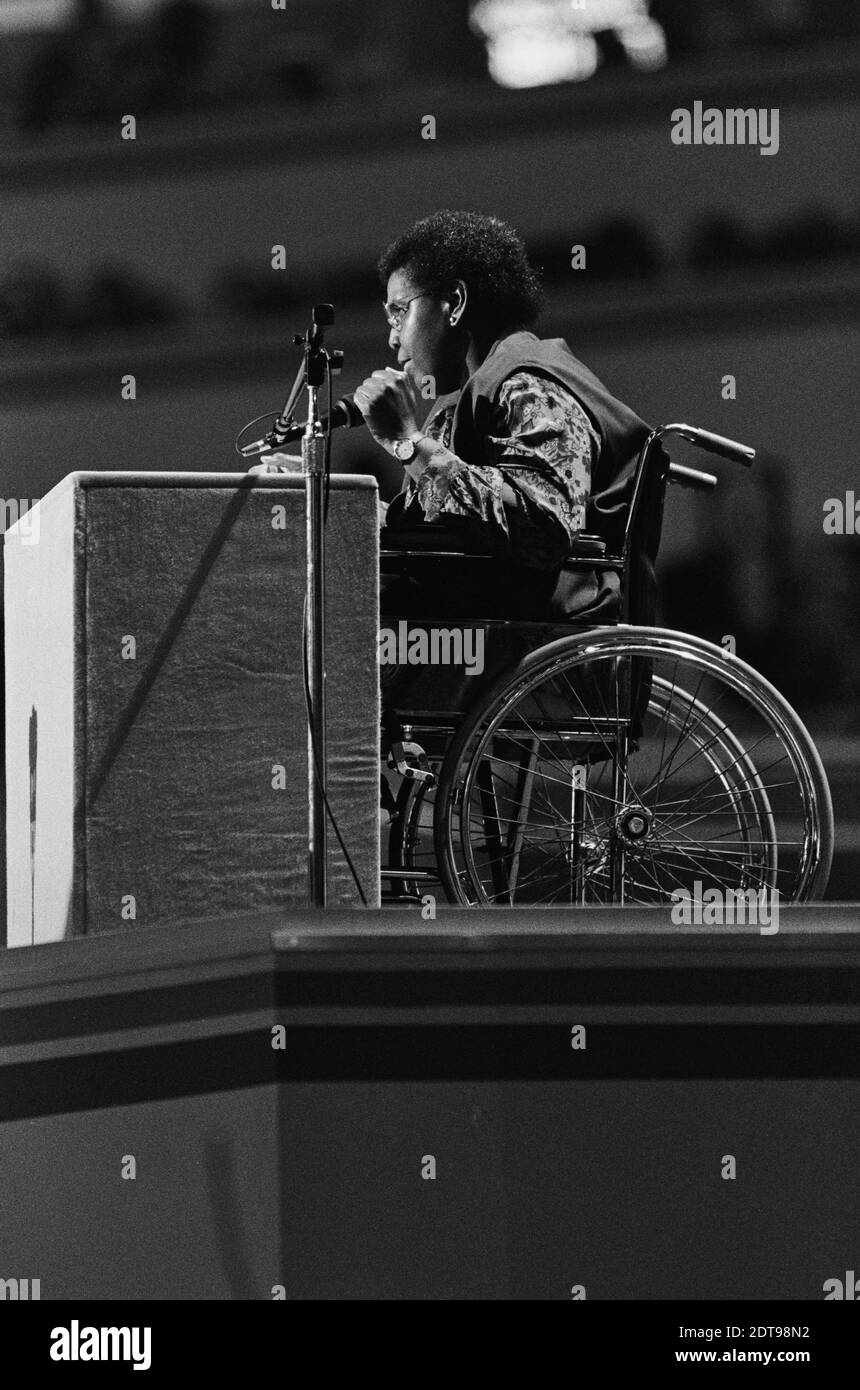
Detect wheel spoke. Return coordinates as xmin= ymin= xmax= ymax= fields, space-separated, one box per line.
xmin=433 ymin=633 xmax=831 ymax=907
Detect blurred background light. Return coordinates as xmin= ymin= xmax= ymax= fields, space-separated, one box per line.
xmin=0 ymin=0 xmax=75 ymax=33
xmin=0 ymin=0 xmax=246 ymax=31
xmin=469 ymin=0 xmax=667 ymax=87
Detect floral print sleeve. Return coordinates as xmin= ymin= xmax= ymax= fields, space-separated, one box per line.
xmin=406 ymin=371 xmax=599 ymax=570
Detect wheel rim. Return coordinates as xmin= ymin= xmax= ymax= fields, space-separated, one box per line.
xmin=435 ymin=629 xmax=833 ymax=907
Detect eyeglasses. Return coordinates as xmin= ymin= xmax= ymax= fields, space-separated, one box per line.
xmin=383 ymin=291 xmax=431 ymax=331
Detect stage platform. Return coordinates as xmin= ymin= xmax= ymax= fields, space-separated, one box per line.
xmin=1 ymin=904 xmax=858 ymax=1300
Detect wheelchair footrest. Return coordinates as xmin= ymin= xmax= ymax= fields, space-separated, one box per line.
xmin=387 ymin=739 xmax=436 ymax=786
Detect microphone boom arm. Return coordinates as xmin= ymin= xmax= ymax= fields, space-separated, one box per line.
xmin=240 ymin=391 xmax=359 ymax=457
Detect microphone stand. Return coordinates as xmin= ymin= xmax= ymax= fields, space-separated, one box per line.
xmin=298 ymin=304 xmax=339 ymax=908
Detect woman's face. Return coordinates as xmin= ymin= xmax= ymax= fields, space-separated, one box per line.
xmin=384 ymin=268 xmax=466 ymax=395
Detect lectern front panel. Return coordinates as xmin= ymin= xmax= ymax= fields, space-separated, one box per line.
xmin=5 ymin=472 xmax=380 ymax=943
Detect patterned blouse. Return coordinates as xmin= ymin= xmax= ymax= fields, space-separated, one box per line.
xmin=402 ymin=372 xmax=599 ymax=570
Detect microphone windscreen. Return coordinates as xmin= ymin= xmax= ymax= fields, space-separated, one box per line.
xmin=335 ymin=395 xmax=365 ymax=428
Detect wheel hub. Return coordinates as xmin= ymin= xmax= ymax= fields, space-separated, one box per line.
xmin=615 ymin=806 xmax=653 ymax=848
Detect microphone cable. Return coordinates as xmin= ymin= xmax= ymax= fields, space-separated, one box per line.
xmin=235 ymin=352 xmax=369 ymax=903
xmin=234 ymin=410 xmax=282 ymax=457
xmin=302 ymin=591 xmax=369 ymax=908
xmin=302 ymin=352 xmax=369 ymax=906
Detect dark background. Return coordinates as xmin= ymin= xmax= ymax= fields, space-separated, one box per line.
xmin=1 ymin=0 xmax=858 ymax=910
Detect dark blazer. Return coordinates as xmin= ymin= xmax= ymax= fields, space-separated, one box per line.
xmin=386 ymin=330 xmax=663 ymax=624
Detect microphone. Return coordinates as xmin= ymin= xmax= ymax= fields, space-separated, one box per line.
xmin=240 ymin=394 xmax=364 ymax=457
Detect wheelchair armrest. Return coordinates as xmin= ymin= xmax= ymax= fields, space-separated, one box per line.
xmin=380 ymin=525 xmax=611 ymax=569
xmin=567 ymin=533 xmax=608 ymax=560
xmin=379 ymin=528 xmax=610 ymax=563
xmin=380 ymin=525 xmax=495 ymax=557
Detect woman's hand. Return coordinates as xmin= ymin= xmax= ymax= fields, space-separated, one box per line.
xmin=246 ymin=453 xmax=302 ymax=474
xmin=353 ymin=368 xmax=423 ymax=450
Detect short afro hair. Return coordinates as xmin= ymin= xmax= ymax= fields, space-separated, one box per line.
xmin=378 ymin=210 xmax=545 ymax=332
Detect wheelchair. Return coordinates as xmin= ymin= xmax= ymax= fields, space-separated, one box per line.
xmin=379 ymin=424 xmax=834 ymax=908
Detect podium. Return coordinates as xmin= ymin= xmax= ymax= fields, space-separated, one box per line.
xmin=4 ymin=472 xmax=381 ymax=945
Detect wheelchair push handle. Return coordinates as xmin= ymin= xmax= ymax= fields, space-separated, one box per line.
xmin=666 ymin=462 xmax=717 ymax=491
xmin=662 ymin=423 xmax=755 ymax=465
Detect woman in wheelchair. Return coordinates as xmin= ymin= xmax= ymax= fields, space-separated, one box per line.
xmin=356 ymin=209 xmax=658 ymax=629
xmin=356 ymin=211 xmax=833 ymax=909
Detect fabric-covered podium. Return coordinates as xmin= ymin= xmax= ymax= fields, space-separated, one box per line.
xmin=4 ymin=472 xmax=381 ymax=945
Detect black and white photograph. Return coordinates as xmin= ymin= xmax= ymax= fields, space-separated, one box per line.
xmin=0 ymin=0 xmax=858 ymax=1343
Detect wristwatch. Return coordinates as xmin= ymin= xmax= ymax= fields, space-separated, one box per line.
xmin=391 ymin=432 xmax=422 ymax=463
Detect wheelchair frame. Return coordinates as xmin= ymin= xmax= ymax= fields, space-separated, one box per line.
xmin=378 ymin=425 xmax=834 ymax=908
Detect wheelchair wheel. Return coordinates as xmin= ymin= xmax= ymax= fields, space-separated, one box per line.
xmin=434 ymin=626 xmax=834 ymax=907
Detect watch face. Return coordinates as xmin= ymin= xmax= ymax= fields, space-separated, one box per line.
xmin=394 ymin=438 xmax=415 ymax=461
